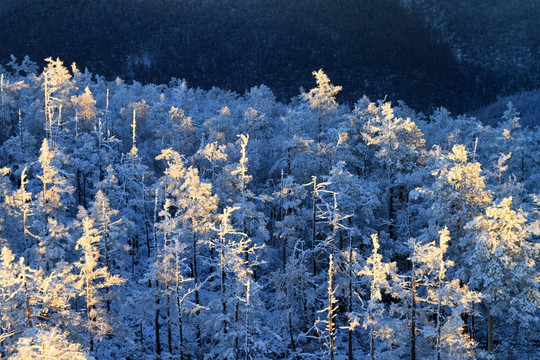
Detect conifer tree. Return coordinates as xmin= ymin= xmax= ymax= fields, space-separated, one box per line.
xmin=204 ymin=206 xmax=265 ymax=359
xmin=419 ymin=144 xmax=492 ymax=278
xmin=9 ymin=327 xmax=89 ymax=360
xmin=156 ymin=147 xmax=218 ymax=356
xmin=410 ymin=228 xmax=481 ymax=359
xmin=35 ymin=138 xmax=75 ymax=269
xmin=360 ymin=101 xmax=426 ymax=245
xmin=358 ymin=234 xmax=402 ymax=359
xmin=118 ymin=109 xmax=152 ymax=264
xmin=313 ymin=253 xmax=339 ymax=360
xmin=74 ymin=207 xmax=125 ymax=352
xmin=465 ymin=197 xmax=540 ymax=357
xmin=0 ymin=246 xmax=76 ymax=355
xmin=41 ymin=58 xmax=73 ymax=146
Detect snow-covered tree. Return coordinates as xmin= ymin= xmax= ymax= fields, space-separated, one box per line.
xmin=357 ymin=234 xmax=402 ymax=359
xmin=35 ymin=138 xmax=75 ymax=269
xmin=74 ymin=207 xmax=125 ymax=352
xmin=41 ymin=57 xmax=73 ymax=145
xmin=465 ymin=197 xmax=540 ymax=357
xmin=156 ymin=147 xmax=218 ymax=355
xmin=9 ymin=327 xmax=89 ymax=360
xmin=313 ymin=253 xmax=339 ymax=360
xmin=204 ymin=206 xmax=266 ymax=359
xmin=411 ymin=228 xmax=481 ymax=360
xmin=4 ymin=167 xmax=34 ymax=251
xmin=418 ymin=144 xmax=492 ymax=275
xmin=359 ymin=100 xmax=426 ymax=245
xmin=0 ymin=246 xmax=76 ymax=355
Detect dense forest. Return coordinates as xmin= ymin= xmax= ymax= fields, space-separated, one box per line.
xmin=0 ymin=57 xmax=538 ymax=359
xmin=3 ymin=0 xmax=539 ymax=113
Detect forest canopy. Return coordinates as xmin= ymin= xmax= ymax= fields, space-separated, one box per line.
xmin=0 ymin=58 xmax=538 ymax=359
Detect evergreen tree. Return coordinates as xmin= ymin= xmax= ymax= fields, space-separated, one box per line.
xmin=9 ymin=327 xmax=89 ymax=360
xmin=74 ymin=207 xmax=125 ymax=352
xmin=35 ymin=138 xmax=75 ymax=269
xmin=410 ymin=228 xmax=481 ymax=359
xmin=465 ymin=197 xmax=540 ymax=357
xmin=357 ymin=234 xmax=403 ymax=359
xmin=41 ymin=58 xmax=73 ymax=146
xmin=418 ymin=144 xmax=492 ymax=277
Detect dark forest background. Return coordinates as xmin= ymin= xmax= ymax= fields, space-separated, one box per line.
xmin=1 ymin=0 xmax=538 ymax=113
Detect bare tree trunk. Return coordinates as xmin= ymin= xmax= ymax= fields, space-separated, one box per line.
xmin=167 ymin=282 xmax=172 ymax=354
xmin=348 ymin=245 xmax=354 ymax=360
xmin=235 ymin=302 xmax=240 ymax=360
xmin=312 ymin=177 xmax=318 ymax=277
xmin=178 ymin=298 xmax=184 ymax=360
xmin=192 ymin=232 xmax=202 ymax=354
xmin=328 ymin=254 xmax=335 ymax=360
xmin=411 ymin=272 xmax=417 ymax=360
xmin=288 ymin=308 xmax=298 ymax=359
xmin=24 ymin=273 xmax=32 ymax=328
xmin=155 ymin=280 xmax=161 ymax=357
xmin=370 ymin=327 xmax=374 ymax=360
xmin=488 ymin=313 xmax=493 ymax=356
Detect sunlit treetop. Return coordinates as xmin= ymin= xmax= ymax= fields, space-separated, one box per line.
xmin=303 ymin=69 xmax=342 ymax=112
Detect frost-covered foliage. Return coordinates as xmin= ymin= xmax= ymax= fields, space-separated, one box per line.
xmin=0 ymin=60 xmax=538 ymax=359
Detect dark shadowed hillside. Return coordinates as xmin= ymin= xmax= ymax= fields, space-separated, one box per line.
xmin=1 ymin=0 xmax=537 ymax=112
xmin=0 ymin=0 xmax=478 ymax=112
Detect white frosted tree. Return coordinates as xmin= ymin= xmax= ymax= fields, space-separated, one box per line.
xmin=87 ymin=190 xmax=125 ymax=312
xmin=312 ymin=253 xmax=339 ymax=360
xmin=223 ymin=134 xmax=268 ymax=276
xmin=35 ymin=138 xmax=75 ymax=269
xmin=418 ymin=144 xmax=492 ymax=280
xmin=70 ymin=86 xmax=98 ymax=136
xmin=74 ymin=207 xmax=125 ymax=353
xmin=196 ymin=140 xmax=228 ymax=184
xmin=41 ymin=57 xmax=73 ymax=146
xmin=357 ymin=234 xmax=403 ymax=360
xmin=410 ymin=228 xmax=481 ymax=360
xmin=273 ymin=173 xmax=308 ymax=270
xmin=465 ymin=197 xmax=540 ymax=357
xmin=117 ymin=109 xmax=153 ymax=263
xmin=204 ymin=206 xmax=266 ymax=360
xmin=0 ymin=246 xmax=27 ymax=351
xmin=303 ymin=69 xmax=341 ymax=111
xmin=143 ymin=217 xmax=197 ymax=359
xmin=8 ymin=327 xmax=89 ymax=360
xmin=0 ymin=246 xmax=76 ymax=355
xmin=4 ymin=167 xmax=34 ymax=251
xmin=157 ymin=106 xmax=199 ymax=157
xmin=358 ymin=100 xmax=426 ymax=248
xmin=156 ymin=147 xmax=218 ymax=356
xmin=301 ymin=69 xmax=344 ymax=174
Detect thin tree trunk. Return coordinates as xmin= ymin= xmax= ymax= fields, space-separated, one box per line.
xmin=288 ymin=308 xmax=298 ymax=359
xmin=348 ymin=244 xmax=354 ymax=360
xmin=411 ymin=272 xmax=417 ymax=360
xmin=155 ymin=280 xmax=161 ymax=357
xmin=312 ymin=177 xmax=317 ymax=276
xmin=193 ymin=232 xmax=202 ymax=353
xmin=23 ymin=208 xmax=29 ymax=250
xmin=488 ymin=313 xmax=493 ymax=356
xmin=167 ymin=288 xmax=172 ymax=354
xmin=328 ymin=254 xmax=335 ymax=360
xmin=24 ymin=274 xmax=32 ymax=328
xmin=178 ymin=297 xmax=184 ymax=360
xmin=235 ymin=302 xmax=240 ymax=360
xmin=370 ymin=327 xmax=374 ymax=360
xmin=76 ymin=169 xmax=82 ymax=205
xmin=83 ymin=171 xmax=87 ymax=208
xmin=389 ymin=186 xmax=395 ymax=240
